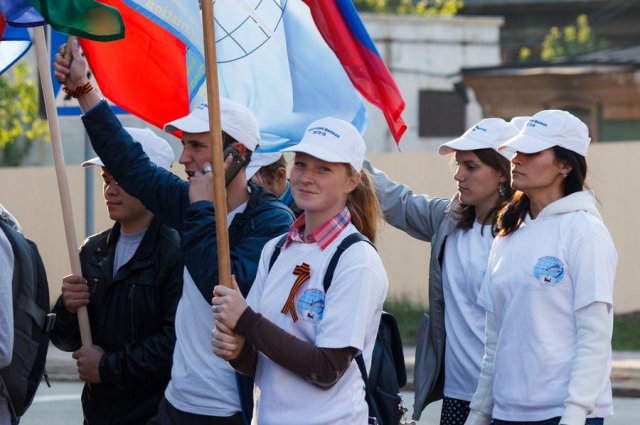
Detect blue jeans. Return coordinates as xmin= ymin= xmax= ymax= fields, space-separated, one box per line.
xmin=492 ymin=418 xmax=604 ymax=425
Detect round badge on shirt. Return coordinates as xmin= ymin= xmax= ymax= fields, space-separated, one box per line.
xmin=533 ymin=256 xmax=565 ymax=285
xmin=297 ymin=289 xmax=325 ymax=322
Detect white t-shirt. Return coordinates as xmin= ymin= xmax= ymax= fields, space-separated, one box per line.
xmin=165 ymin=203 xmax=247 ymax=416
xmin=478 ymin=210 xmax=616 ymax=421
xmin=246 ymin=224 xmax=388 ymax=425
xmin=442 ymin=221 xmax=493 ymax=401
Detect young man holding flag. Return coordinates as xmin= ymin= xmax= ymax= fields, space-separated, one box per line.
xmin=50 ymin=129 xmax=182 ymax=425
xmin=54 ymin=41 xmax=294 ymax=425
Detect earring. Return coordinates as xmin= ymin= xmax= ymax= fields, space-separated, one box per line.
xmin=498 ymin=183 xmax=507 ymax=197
xmin=562 ymin=171 xmax=569 ymax=178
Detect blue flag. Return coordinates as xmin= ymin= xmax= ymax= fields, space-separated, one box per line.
xmin=0 ymin=21 xmax=31 ymax=75
xmin=0 ymin=0 xmax=45 ymax=27
xmin=122 ymin=0 xmax=367 ymax=152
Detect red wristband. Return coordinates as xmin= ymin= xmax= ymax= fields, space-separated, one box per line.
xmin=62 ymin=81 xmax=93 ymax=98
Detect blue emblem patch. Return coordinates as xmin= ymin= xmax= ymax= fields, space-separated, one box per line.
xmin=533 ymin=256 xmax=565 ymax=285
xmin=297 ymin=289 xmax=325 ymax=322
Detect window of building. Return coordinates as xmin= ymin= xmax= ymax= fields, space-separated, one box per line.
xmin=418 ymin=89 xmax=466 ymax=138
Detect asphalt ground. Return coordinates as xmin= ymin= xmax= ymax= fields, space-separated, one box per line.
xmin=47 ymin=344 xmax=640 ymax=397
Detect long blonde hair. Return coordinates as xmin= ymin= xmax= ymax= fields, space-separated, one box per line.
xmin=346 ymin=167 xmax=382 ymax=243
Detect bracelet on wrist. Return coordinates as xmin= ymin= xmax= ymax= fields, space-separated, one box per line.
xmin=63 ymin=81 xmax=93 ymax=98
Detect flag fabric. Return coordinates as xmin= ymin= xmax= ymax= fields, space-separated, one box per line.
xmin=0 ymin=0 xmax=45 ymax=27
xmin=80 ymin=0 xmax=188 ymax=127
xmin=83 ymin=0 xmax=367 ymax=152
xmin=302 ymin=0 xmax=406 ymax=144
xmin=0 ymin=13 xmax=32 ymax=76
xmin=26 ymin=0 xmax=124 ymax=41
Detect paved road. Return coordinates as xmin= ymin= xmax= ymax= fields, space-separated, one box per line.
xmin=19 ymin=381 xmax=640 ymax=424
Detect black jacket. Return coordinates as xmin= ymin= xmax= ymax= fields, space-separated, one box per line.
xmin=51 ymin=216 xmax=182 ymax=425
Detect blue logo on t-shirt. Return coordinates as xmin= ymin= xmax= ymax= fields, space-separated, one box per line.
xmin=533 ymin=256 xmax=565 ymax=285
xmin=297 ymin=289 xmax=325 ymax=322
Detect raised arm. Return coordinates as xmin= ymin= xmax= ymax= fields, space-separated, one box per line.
xmin=363 ymin=159 xmax=449 ymax=242
xmin=54 ymin=41 xmax=190 ymax=230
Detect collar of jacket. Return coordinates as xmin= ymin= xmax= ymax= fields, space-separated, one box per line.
xmin=98 ymin=215 xmax=162 ymax=261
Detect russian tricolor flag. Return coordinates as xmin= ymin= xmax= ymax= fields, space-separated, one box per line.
xmin=303 ymin=0 xmax=407 ymax=144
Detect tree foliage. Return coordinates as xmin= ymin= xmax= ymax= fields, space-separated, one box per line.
xmin=518 ymin=14 xmax=609 ymax=63
xmin=355 ymin=0 xmax=462 ymax=16
xmin=0 ymin=61 xmax=49 ymax=167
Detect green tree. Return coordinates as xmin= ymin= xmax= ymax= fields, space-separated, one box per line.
xmin=519 ymin=14 xmax=609 ymax=63
xmin=0 ymin=61 xmax=50 ymax=166
xmin=355 ymin=0 xmax=462 ymax=16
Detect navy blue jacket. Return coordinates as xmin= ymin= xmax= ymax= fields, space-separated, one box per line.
xmin=82 ymin=101 xmax=295 ymax=302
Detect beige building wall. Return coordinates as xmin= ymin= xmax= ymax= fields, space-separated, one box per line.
xmin=1 ymin=142 xmax=638 ymax=312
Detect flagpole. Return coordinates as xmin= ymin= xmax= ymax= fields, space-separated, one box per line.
xmin=200 ymin=1 xmax=232 ymax=288
xmin=33 ymin=26 xmax=93 ymax=347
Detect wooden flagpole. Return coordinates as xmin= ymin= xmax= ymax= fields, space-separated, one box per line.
xmin=34 ymin=26 xmax=93 ymax=347
xmin=200 ymin=0 xmax=232 ymax=288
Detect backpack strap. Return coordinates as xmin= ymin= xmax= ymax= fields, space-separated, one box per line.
xmin=267 ymin=235 xmax=289 ymax=272
xmin=322 ymin=232 xmax=375 ymax=292
xmin=321 ymin=233 xmax=381 ymax=421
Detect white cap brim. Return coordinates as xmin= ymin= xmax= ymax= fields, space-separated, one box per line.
xmin=438 ymin=137 xmax=495 ymax=155
xmin=282 ymin=143 xmax=361 ymax=171
xmin=164 ymin=115 xmax=209 ymax=134
xmin=81 ymin=157 xmax=105 ymax=168
xmin=499 ymin=133 xmax=555 ymax=155
xmin=440 ymin=136 xmax=513 ymax=160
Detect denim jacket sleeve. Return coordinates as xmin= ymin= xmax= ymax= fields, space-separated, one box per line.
xmin=82 ymin=101 xmax=189 ymax=232
xmin=363 ymin=159 xmax=449 ymax=242
xmin=182 ymin=199 xmax=293 ymax=302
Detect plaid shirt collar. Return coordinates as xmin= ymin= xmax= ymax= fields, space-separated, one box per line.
xmin=283 ymin=208 xmax=351 ymax=251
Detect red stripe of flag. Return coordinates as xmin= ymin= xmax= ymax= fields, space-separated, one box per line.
xmin=79 ymin=0 xmax=189 ymax=130
xmin=303 ymin=0 xmax=406 ymax=144
xmin=0 ymin=13 xmax=6 ymax=40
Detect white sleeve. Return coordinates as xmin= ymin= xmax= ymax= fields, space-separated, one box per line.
xmin=0 ymin=230 xmax=14 ymax=368
xmin=559 ymin=302 xmax=612 ymax=425
xmin=465 ymin=311 xmax=497 ymax=425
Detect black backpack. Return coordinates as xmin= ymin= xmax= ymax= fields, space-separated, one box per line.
xmin=0 ymin=220 xmax=55 ymax=420
xmin=269 ymin=233 xmax=408 ymax=425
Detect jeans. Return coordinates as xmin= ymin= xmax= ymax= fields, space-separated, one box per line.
xmin=492 ymin=418 xmax=604 ymax=425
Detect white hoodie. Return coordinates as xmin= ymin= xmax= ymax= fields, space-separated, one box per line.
xmin=466 ymin=191 xmax=617 ymax=425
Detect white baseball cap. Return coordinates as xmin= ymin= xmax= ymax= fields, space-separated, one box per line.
xmin=163 ymin=98 xmax=260 ymax=151
xmin=82 ymin=127 xmax=175 ymax=171
xmin=246 ymin=152 xmax=283 ymax=180
xmin=438 ymin=118 xmax=519 ymax=160
xmin=500 ymin=110 xmax=591 ymax=157
xmin=510 ymin=116 xmax=531 ymax=131
xmin=282 ymin=117 xmax=366 ymax=172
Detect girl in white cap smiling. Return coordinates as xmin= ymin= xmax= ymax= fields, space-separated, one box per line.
xmin=210 ymin=117 xmax=388 ymax=424
xmin=364 ymin=117 xmax=524 ymax=424
xmin=465 ymin=110 xmax=617 ymax=425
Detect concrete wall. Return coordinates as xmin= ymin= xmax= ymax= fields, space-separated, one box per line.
xmin=1 ymin=142 xmax=638 ymax=313
xmin=361 ymin=14 xmax=504 ymax=152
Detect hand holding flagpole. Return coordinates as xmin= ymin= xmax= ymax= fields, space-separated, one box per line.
xmin=33 ymin=28 xmax=93 ymax=347
xmin=200 ymin=0 xmax=232 ymax=289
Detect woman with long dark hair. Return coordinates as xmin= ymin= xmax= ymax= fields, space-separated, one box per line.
xmin=364 ymin=117 xmax=524 ymax=424
xmin=465 ymin=110 xmax=617 ymax=425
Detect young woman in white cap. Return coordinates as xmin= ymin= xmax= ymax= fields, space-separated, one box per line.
xmin=210 ymin=117 xmax=388 ymax=424
xmin=364 ymin=117 xmax=526 ymax=424
xmin=465 ymin=110 xmax=617 ymax=425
